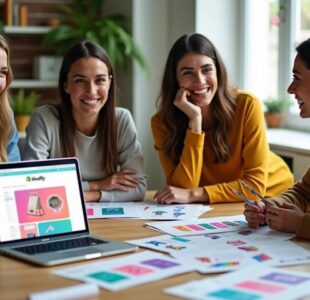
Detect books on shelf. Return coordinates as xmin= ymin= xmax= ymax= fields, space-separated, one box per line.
xmin=4 ymin=0 xmax=13 ymax=26
xmin=4 ymin=0 xmax=28 ymax=27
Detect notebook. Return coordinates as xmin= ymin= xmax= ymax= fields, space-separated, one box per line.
xmin=0 ymin=157 xmax=137 ymax=266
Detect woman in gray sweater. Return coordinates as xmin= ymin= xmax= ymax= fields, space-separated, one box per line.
xmin=23 ymin=41 xmax=147 ymax=202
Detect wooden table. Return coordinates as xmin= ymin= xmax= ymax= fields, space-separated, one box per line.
xmin=1 ymin=194 xmax=310 ymax=300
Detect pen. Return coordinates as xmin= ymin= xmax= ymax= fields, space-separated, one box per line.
xmin=240 ymin=181 xmax=274 ymax=206
xmin=230 ymin=187 xmax=255 ymax=206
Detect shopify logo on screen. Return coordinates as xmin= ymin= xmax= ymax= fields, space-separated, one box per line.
xmin=26 ymin=176 xmax=46 ymax=182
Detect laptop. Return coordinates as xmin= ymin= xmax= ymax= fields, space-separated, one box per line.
xmin=0 ymin=157 xmax=137 ymax=266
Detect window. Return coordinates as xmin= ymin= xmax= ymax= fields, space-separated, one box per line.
xmin=242 ymin=0 xmax=310 ymax=130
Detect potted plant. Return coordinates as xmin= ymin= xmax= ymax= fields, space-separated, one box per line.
xmin=11 ymin=89 xmax=39 ymax=132
xmin=263 ymin=97 xmax=292 ymax=128
xmin=43 ymin=0 xmax=147 ymax=70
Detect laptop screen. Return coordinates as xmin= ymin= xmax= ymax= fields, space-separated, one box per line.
xmin=0 ymin=158 xmax=88 ymax=244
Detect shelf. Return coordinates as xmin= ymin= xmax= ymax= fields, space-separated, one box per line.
xmin=11 ymin=80 xmax=57 ymax=89
xmin=4 ymin=26 xmax=51 ymax=35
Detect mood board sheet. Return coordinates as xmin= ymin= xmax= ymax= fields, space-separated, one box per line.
xmin=127 ymin=227 xmax=310 ymax=273
xmin=86 ymin=202 xmax=210 ymax=220
xmin=165 ymin=264 xmax=310 ymax=300
xmin=53 ymin=251 xmax=193 ymax=291
xmin=127 ymin=226 xmax=294 ymax=256
xmin=145 ymin=215 xmax=248 ymax=236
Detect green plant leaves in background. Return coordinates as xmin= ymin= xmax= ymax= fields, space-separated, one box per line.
xmin=263 ymin=98 xmax=292 ymax=113
xmin=43 ymin=0 xmax=147 ymax=71
xmin=11 ymin=89 xmax=39 ymax=115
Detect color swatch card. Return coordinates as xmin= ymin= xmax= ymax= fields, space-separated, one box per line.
xmin=126 ymin=234 xmax=210 ymax=255
xmin=137 ymin=203 xmax=210 ymax=220
xmin=145 ymin=215 xmax=248 ymax=236
xmin=165 ymin=264 xmax=310 ymax=300
xmin=86 ymin=202 xmax=209 ymax=220
xmin=53 ymin=251 xmax=193 ymax=291
xmin=173 ymin=245 xmax=252 ymax=274
xmin=86 ymin=202 xmax=140 ymax=219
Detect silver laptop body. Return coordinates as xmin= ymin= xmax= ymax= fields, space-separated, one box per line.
xmin=0 ymin=158 xmax=137 ymax=266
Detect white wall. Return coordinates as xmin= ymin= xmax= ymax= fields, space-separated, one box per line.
xmin=195 ymin=0 xmax=242 ymax=86
xmin=132 ymin=0 xmax=197 ymax=189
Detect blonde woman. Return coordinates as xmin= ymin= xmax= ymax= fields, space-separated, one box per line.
xmin=0 ymin=35 xmax=20 ymax=162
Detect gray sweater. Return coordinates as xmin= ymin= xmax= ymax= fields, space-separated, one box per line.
xmin=23 ymin=105 xmax=147 ymax=202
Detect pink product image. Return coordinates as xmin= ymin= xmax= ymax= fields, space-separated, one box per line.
xmin=15 ymin=186 xmax=70 ymax=224
xmin=27 ymin=193 xmax=44 ymax=216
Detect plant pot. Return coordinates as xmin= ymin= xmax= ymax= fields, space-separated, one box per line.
xmin=15 ymin=115 xmax=30 ymax=132
xmin=264 ymin=112 xmax=285 ymax=128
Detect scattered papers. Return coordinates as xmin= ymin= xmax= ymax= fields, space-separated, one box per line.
xmin=127 ymin=227 xmax=294 ymax=257
xmin=86 ymin=202 xmax=211 ymax=220
xmin=127 ymin=227 xmax=310 ymax=273
xmin=172 ymin=239 xmax=310 ymax=273
xmin=53 ymin=251 xmax=193 ymax=291
xmin=145 ymin=215 xmax=248 ymax=236
xmin=165 ymin=264 xmax=310 ymax=300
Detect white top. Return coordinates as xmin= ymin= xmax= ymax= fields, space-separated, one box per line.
xmin=23 ymin=105 xmax=147 ymax=202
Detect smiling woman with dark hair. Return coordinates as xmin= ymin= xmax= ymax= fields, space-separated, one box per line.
xmin=23 ymin=41 xmax=146 ymax=202
xmin=151 ymin=33 xmax=293 ymax=205
xmin=244 ymin=38 xmax=310 ymax=240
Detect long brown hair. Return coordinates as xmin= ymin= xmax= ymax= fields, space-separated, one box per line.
xmin=157 ymin=33 xmax=237 ymax=163
xmin=57 ymin=41 xmax=117 ymax=174
xmin=0 ymin=35 xmax=13 ymax=162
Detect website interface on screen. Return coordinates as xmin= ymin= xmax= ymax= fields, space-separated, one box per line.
xmin=0 ymin=163 xmax=86 ymax=242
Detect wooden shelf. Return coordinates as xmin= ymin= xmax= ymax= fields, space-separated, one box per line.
xmin=11 ymin=80 xmax=57 ymax=89
xmin=4 ymin=26 xmax=51 ymax=35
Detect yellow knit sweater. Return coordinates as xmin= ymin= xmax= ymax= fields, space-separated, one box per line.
xmin=151 ymin=90 xmax=293 ymax=204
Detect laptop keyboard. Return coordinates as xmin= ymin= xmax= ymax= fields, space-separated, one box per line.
xmin=13 ymin=237 xmax=107 ymax=255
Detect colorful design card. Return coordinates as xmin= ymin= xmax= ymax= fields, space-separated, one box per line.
xmin=86 ymin=202 xmax=140 ymax=219
xmin=165 ymin=265 xmax=310 ymax=300
xmin=137 ymin=203 xmax=210 ymax=220
xmin=126 ymin=234 xmax=209 ymax=255
xmin=145 ymin=215 xmax=248 ymax=236
xmin=53 ymin=251 xmax=193 ymax=291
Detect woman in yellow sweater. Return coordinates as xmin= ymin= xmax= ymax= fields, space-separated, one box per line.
xmin=151 ymin=33 xmax=293 ymax=204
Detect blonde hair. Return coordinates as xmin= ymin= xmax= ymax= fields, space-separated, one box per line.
xmin=0 ymin=35 xmax=13 ymax=162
